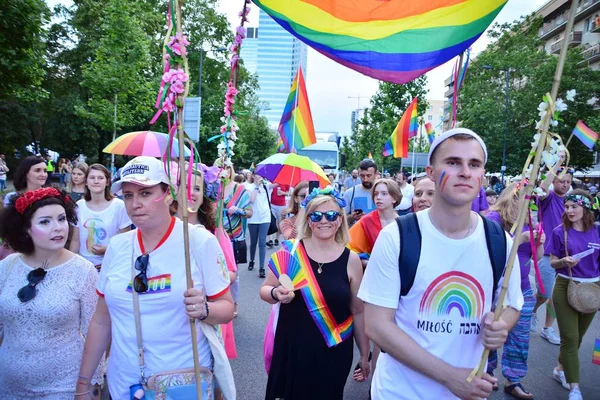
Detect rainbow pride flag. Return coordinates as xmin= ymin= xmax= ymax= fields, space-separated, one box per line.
xmin=278 ymin=67 xmax=316 ymax=152
xmin=593 ymin=338 xmax=600 ymax=365
xmin=253 ymin=1 xmax=507 ymax=84
xmin=425 ymin=122 xmax=435 ymax=144
xmin=572 ymin=120 xmax=598 ymax=150
xmin=276 ymin=138 xmax=285 ymax=153
xmin=382 ymin=97 xmax=419 ymax=158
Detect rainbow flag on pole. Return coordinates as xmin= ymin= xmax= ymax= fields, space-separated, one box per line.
xmin=276 ymin=138 xmax=286 ymax=153
xmin=253 ymin=1 xmax=507 ymax=84
xmin=382 ymin=97 xmax=419 ymax=158
xmin=572 ymin=120 xmax=598 ymax=150
xmin=425 ymin=122 xmax=435 ymax=144
xmin=278 ymin=67 xmax=316 ymax=152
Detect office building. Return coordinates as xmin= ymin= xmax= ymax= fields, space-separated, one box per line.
xmin=350 ymin=108 xmax=365 ymax=132
xmin=256 ymin=9 xmax=308 ymax=128
xmin=240 ymin=27 xmax=259 ymax=75
xmin=424 ymin=99 xmax=445 ymax=136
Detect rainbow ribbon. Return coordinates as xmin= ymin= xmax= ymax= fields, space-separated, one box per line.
xmin=294 ymin=241 xmax=354 ymax=347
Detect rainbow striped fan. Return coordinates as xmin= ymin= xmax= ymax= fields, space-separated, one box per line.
xmin=267 ymin=241 xmax=308 ymax=291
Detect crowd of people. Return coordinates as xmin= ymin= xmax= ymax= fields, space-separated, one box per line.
xmin=0 ymin=127 xmax=598 ymax=400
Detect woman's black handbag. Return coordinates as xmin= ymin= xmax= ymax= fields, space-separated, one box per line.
xmin=226 ymin=213 xmax=247 ymax=264
xmin=263 ymin=183 xmax=279 ymax=235
xmin=232 ymin=239 xmax=247 ymax=264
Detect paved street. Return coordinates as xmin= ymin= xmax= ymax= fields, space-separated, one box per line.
xmin=231 ymin=244 xmax=600 ymax=400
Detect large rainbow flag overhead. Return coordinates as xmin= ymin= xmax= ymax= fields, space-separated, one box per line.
xmin=278 ymin=67 xmax=316 ymax=152
xmin=383 ymin=97 xmax=419 ymax=158
xmin=253 ymin=0 xmax=507 ymax=84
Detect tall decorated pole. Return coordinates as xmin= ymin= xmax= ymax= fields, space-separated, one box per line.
xmin=469 ymin=0 xmax=579 ymax=381
xmin=210 ymin=0 xmax=250 ymax=233
xmin=148 ymin=0 xmax=203 ymax=397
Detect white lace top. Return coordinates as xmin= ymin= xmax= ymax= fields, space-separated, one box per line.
xmin=0 ymin=253 xmax=104 ymax=399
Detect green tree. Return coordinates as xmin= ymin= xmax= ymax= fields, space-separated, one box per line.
xmin=342 ymin=77 xmax=429 ymax=173
xmin=79 ymin=0 xmax=157 ymax=163
xmin=458 ymin=15 xmax=600 ymax=173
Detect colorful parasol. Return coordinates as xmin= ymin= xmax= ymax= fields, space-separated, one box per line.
xmin=102 ymin=131 xmax=191 ymax=157
xmin=256 ymin=153 xmax=329 ymax=187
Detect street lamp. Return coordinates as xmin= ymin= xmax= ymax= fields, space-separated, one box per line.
xmin=483 ymin=65 xmax=511 ymax=187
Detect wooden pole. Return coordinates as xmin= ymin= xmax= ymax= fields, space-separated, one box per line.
xmin=174 ymin=1 xmax=202 ymax=399
xmin=470 ymin=0 xmax=580 ymax=380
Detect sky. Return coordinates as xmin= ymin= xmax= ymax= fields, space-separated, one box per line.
xmin=217 ymin=0 xmax=549 ymax=136
xmin=48 ymin=0 xmax=549 ymax=136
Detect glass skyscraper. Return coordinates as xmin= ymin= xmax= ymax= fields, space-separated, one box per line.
xmin=240 ymin=27 xmax=258 ymax=75
xmin=256 ymin=9 xmax=308 ymax=128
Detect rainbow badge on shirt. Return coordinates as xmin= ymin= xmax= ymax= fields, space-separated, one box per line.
xmin=593 ymin=338 xmax=600 ymax=365
xmin=417 ymin=271 xmax=485 ymax=336
xmin=126 ymin=273 xmax=172 ymax=295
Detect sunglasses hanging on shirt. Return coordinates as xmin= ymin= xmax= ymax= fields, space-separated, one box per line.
xmin=18 ymin=262 xmax=48 ymax=303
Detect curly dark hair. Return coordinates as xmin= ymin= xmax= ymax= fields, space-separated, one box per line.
xmin=0 ymin=190 xmax=77 ymax=254
xmin=13 ymin=156 xmax=46 ymax=191
xmin=169 ymin=199 xmax=217 ymax=232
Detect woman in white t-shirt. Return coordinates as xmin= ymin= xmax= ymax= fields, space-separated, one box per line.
xmin=76 ymin=156 xmax=234 ymax=399
xmin=70 ymin=164 xmax=131 ymax=270
xmin=247 ymin=173 xmax=275 ymax=278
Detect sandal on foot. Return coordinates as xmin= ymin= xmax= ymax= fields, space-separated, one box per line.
xmin=504 ymin=382 xmax=534 ymax=400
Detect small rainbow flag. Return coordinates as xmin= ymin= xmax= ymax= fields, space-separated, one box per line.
xmin=572 ymin=120 xmax=598 ymax=150
xmin=253 ymin=1 xmax=507 ymax=84
xmin=276 ymin=138 xmax=285 ymax=153
xmin=382 ymin=97 xmax=419 ymax=158
xmin=425 ymin=122 xmax=435 ymax=144
xmin=593 ymin=338 xmax=600 ymax=365
xmin=278 ymin=67 xmax=317 ymax=152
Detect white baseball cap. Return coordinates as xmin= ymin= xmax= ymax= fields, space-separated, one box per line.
xmin=111 ymin=156 xmax=171 ymax=193
xmin=428 ymin=128 xmax=488 ymax=165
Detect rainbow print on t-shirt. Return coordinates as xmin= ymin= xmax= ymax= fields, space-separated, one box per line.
xmin=126 ymin=273 xmax=172 ymax=294
xmin=419 ymin=271 xmax=485 ymax=320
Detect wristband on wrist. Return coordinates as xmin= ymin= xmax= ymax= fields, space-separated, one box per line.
xmin=199 ymin=301 xmax=209 ymax=321
xmin=270 ymin=286 xmax=279 ymax=302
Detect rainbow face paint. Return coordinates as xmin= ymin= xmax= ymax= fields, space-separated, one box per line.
xmin=439 ymin=170 xmax=450 ymax=192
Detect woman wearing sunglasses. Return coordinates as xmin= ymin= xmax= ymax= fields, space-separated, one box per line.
xmin=260 ymin=186 xmax=370 ymax=400
xmin=76 ymin=157 xmax=234 ymax=400
xmin=0 ymin=187 xmax=104 ymax=399
xmin=279 ymin=181 xmax=309 ymax=240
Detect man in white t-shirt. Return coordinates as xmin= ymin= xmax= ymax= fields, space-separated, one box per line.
xmin=393 ymin=171 xmax=414 ymax=215
xmin=358 ymin=129 xmax=523 ymax=400
xmin=344 ymin=158 xmax=377 ymax=226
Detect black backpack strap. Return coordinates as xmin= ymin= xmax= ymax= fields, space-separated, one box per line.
xmin=397 ymin=213 xmax=422 ymax=297
xmin=482 ymin=216 xmax=507 ymax=303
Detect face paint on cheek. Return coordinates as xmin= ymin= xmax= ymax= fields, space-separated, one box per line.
xmin=439 ymin=170 xmax=450 ymax=192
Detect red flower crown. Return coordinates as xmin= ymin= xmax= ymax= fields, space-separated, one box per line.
xmin=15 ymin=188 xmax=64 ymax=215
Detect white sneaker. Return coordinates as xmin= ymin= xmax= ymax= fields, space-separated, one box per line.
xmin=569 ymin=388 xmax=583 ymax=400
xmin=530 ymin=314 xmax=538 ymax=333
xmin=553 ymin=367 xmax=570 ymax=390
xmin=541 ymin=327 xmax=561 ymax=345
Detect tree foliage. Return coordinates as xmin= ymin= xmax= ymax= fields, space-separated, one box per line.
xmin=458 ymin=15 xmax=600 ymax=173
xmin=0 ymin=0 xmax=265 ymax=173
xmin=341 ymin=77 xmax=429 ymax=173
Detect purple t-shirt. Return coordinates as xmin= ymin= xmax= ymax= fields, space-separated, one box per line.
xmin=487 ymin=211 xmax=532 ymax=291
xmin=547 ymin=224 xmax=600 ymax=279
xmin=539 ymin=191 xmax=565 ymax=255
xmin=471 ymin=187 xmax=490 ymax=213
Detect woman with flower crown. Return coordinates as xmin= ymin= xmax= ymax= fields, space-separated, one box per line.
xmin=0 ymin=187 xmax=104 ymax=399
xmin=546 ymin=189 xmax=600 ymax=400
xmin=260 ymin=186 xmax=370 ymax=400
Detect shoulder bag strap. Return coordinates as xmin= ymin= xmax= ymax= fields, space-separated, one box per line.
xmin=397 ymin=213 xmax=421 ymax=297
xmin=130 ymin=235 xmax=148 ymax=385
xmin=263 ymin=183 xmax=273 ymax=212
xmin=0 ymin=254 xmax=19 ymax=296
xmin=564 ymin=227 xmax=574 ymax=281
xmin=349 ymin=187 xmax=356 ymax=213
